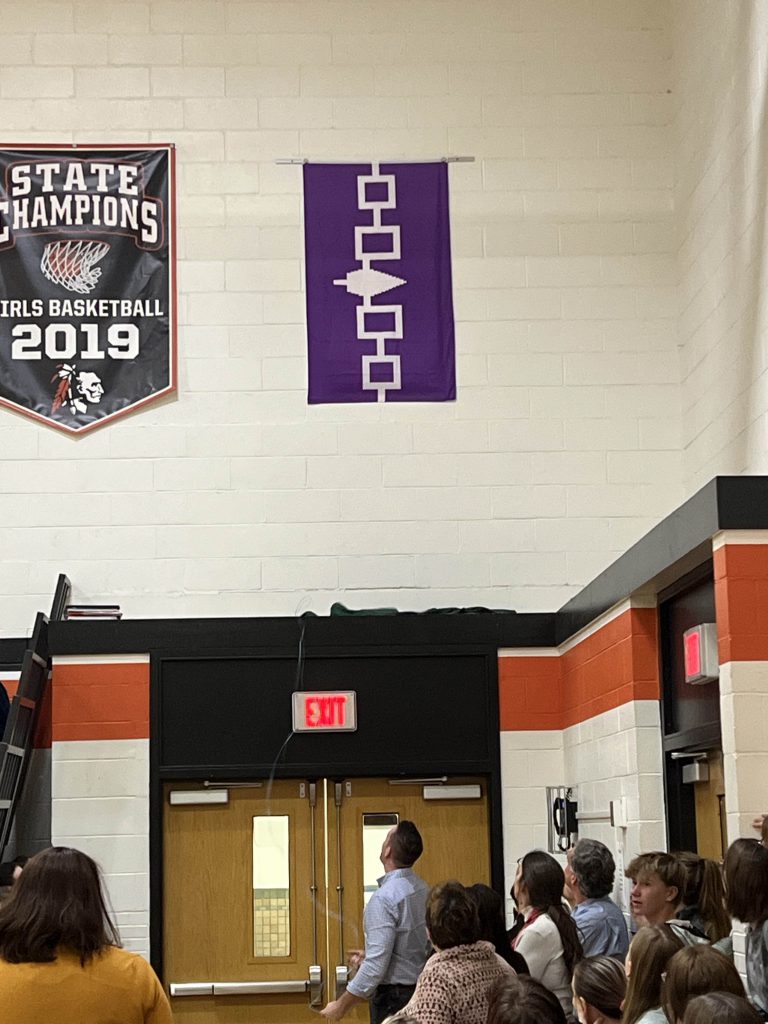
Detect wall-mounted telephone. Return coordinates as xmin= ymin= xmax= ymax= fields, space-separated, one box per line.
xmin=547 ymin=786 xmax=578 ymax=853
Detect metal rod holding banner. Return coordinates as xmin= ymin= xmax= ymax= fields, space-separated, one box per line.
xmin=275 ymin=156 xmax=475 ymax=164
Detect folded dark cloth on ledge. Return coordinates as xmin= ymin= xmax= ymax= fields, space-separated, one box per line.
xmin=325 ymin=602 xmax=515 ymax=616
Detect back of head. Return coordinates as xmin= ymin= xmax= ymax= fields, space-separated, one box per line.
xmin=724 ymin=838 xmax=768 ymax=927
xmin=623 ymin=924 xmax=686 ymax=1024
xmin=468 ymin=883 xmax=529 ymax=974
xmin=571 ymin=839 xmax=616 ymax=900
xmin=467 ymin=881 xmax=507 ymax=950
xmin=675 ymin=852 xmax=730 ymax=942
xmin=662 ymin=944 xmax=745 ymax=1024
xmin=0 ymin=847 xmax=120 ymax=964
xmin=488 ymin=972 xmax=567 ymax=1024
xmin=626 ymin=851 xmax=686 ymax=895
xmin=520 ymin=851 xmax=583 ymax=973
xmin=684 ymin=993 xmax=762 ymax=1024
xmin=0 ymin=863 xmax=17 ymax=888
xmin=573 ymin=955 xmax=626 ymax=1020
xmin=426 ymin=880 xmax=480 ymax=950
xmin=468 ymin=882 xmax=504 ymax=938
xmin=677 ymin=851 xmax=704 ymax=906
xmin=389 ymin=820 xmax=423 ymax=867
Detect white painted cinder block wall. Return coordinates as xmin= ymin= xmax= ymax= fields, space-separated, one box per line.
xmin=51 ymin=737 xmax=150 ymax=954
xmin=501 ymin=704 xmax=666 ymax=923
xmin=0 ymin=0 xmax=682 ymax=635
xmin=562 ymin=701 xmax=666 ymax=909
xmin=674 ymin=1 xmax=768 ymax=485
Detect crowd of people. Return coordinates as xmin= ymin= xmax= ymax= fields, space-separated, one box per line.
xmin=0 ymin=822 xmax=766 ymax=1024
xmin=322 ymin=821 xmax=768 ymax=1024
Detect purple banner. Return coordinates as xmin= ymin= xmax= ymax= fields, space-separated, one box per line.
xmin=303 ymin=162 xmax=456 ymax=403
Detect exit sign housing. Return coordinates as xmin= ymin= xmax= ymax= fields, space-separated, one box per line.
xmin=292 ymin=691 xmax=357 ymax=733
xmin=683 ymin=623 xmax=719 ymax=685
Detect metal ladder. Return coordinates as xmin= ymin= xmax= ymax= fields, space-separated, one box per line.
xmin=0 ymin=574 xmax=70 ymax=858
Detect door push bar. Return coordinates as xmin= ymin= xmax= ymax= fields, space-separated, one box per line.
xmin=171 ymin=965 xmax=323 ymax=1003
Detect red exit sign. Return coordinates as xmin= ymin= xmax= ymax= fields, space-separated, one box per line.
xmin=292 ymin=691 xmax=357 ymax=733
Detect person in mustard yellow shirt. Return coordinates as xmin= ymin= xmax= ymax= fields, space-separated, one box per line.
xmin=0 ymin=846 xmax=171 ymax=1024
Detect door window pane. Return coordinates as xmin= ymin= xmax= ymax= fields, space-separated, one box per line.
xmin=362 ymin=813 xmax=398 ymax=907
xmin=252 ymin=815 xmax=290 ymax=957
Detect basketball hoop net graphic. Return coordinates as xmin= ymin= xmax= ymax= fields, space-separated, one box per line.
xmin=40 ymin=239 xmax=110 ymax=294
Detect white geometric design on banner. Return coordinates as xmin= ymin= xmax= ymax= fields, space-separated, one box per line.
xmin=357 ymin=173 xmax=396 ymax=210
xmin=333 ymin=268 xmax=406 ymax=299
xmin=356 ymin=304 xmax=403 ymax=340
xmin=362 ymin=352 xmax=401 ymax=391
xmin=332 ymin=162 xmax=405 ymax=403
xmin=354 ymin=225 xmax=401 ymax=262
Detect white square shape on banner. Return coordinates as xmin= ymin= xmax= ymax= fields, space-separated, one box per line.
xmin=357 ymin=174 xmax=396 ymax=211
xmin=362 ymin=354 xmax=401 ymax=391
xmin=356 ymin=305 xmax=403 ymax=341
xmin=355 ymin=225 xmax=401 ymax=262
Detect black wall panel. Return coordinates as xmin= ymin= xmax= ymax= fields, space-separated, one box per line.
xmin=159 ymin=651 xmax=496 ymax=776
xmin=660 ymin=574 xmax=719 ymax=740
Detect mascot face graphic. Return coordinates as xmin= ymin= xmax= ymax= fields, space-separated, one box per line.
xmin=76 ymin=371 xmax=104 ymax=405
xmin=50 ymin=364 xmax=106 ymax=417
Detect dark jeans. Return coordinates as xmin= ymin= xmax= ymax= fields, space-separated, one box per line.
xmin=370 ymin=983 xmax=416 ymax=1024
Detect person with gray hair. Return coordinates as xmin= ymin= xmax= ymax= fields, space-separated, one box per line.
xmin=564 ymin=839 xmax=629 ymax=960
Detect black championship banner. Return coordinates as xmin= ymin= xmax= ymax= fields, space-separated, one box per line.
xmin=0 ymin=145 xmax=175 ymax=434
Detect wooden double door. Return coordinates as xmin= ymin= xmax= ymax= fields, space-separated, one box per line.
xmin=163 ymin=776 xmax=490 ymax=1024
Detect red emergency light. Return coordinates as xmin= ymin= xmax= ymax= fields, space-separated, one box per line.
xmin=292 ymin=691 xmax=357 ymax=733
xmin=684 ymin=630 xmax=701 ymax=677
xmin=682 ymin=623 xmax=719 ymax=685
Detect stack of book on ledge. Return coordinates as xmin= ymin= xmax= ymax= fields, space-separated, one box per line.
xmin=63 ymin=605 xmax=122 ymax=621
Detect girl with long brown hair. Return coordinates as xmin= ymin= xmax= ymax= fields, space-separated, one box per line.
xmin=572 ymin=955 xmax=626 ymax=1024
xmin=676 ymin=851 xmax=731 ymax=943
xmin=661 ymin=944 xmax=745 ymax=1023
xmin=0 ymin=847 xmax=171 ymax=1023
xmin=723 ymin=838 xmax=768 ymax=1017
xmin=622 ymin=924 xmax=685 ymax=1024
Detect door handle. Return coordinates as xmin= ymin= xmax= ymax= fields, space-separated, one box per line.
xmin=335 ymin=964 xmax=348 ymax=1000
xmin=308 ymin=964 xmax=323 ymax=1007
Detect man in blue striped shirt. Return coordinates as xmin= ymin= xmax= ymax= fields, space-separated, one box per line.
xmin=321 ymin=821 xmax=430 ymax=1023
xmin=565 ymin=838 xmax=629 ymax=960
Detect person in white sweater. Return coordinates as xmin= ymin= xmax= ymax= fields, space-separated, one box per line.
xmin=512 ymin=851 xmax=583 ymax=1018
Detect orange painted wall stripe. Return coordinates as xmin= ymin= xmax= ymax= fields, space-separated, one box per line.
xmin=715 ymin=544 xmax=768 ymax=662
xmin=499 ymin=656 xmax=562 ymax=731
xmin=2 ymin=678 xmax=19 ymax=700
xmin=33 ymin=684 xmax=53 ymax=748
xmin=499 ymin=607 xmax=660 ymax=731
xmin=2 ymin=675 xmax=51 ymax=748
xmin=52 ymin=662 xmax=149 ymax=742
